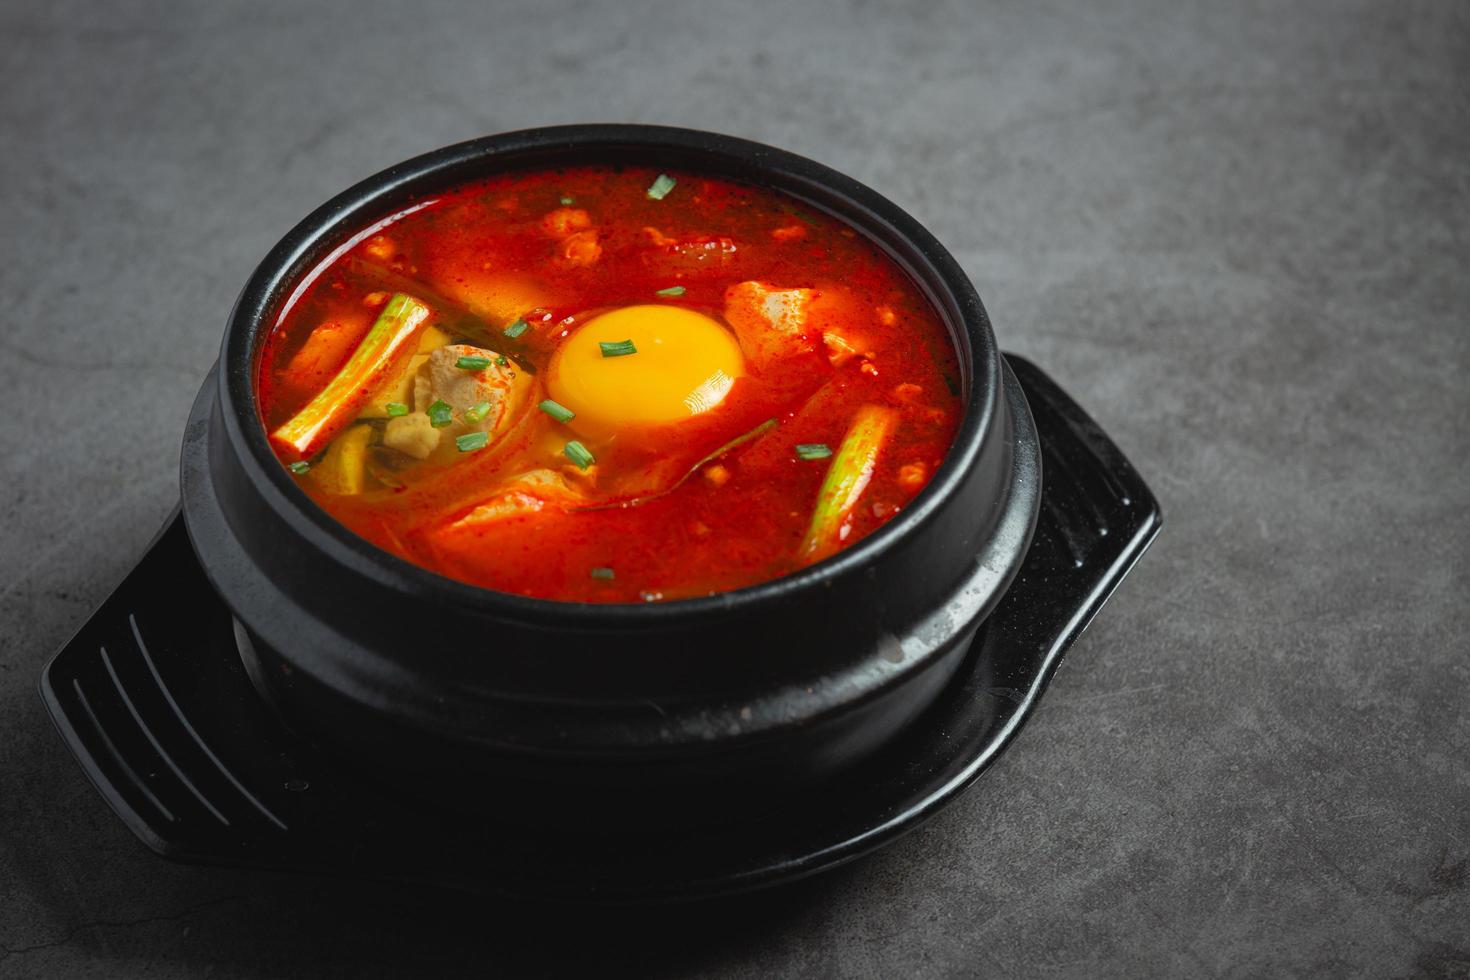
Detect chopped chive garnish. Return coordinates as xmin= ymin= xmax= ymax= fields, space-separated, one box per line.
xmin=646 ymin=174 xmax=676 ymax=200
xmin=796 ymin=443 xmax=833 ymax=460
xmin=539 ymin=399 xmax=576 ymax=423
xmin=503 ymin=319 xmax=530 ymax=339
xmin=463 ymin=401 xmax=492 ymax=423
xmin=455 ymin=355 xmax=492 ymax=371
xmin=655 ymin=285 xmax=685 ymax=297
xmin=590 ymin=566 xmax=615 ymax=580
xmin=427 ymin=399 xmax=453 ymax=428
xmin=560 ymin=195 xmax=575 ymax=205
xmin=288 ymin=460 xmax=311 ymax=474
xmin=385 ymin=401 xmax=409 ymax=417
xmin=564 ymin=440 xmax=595 ymax=469
xmin=599 ymin=339 xmax=638 ymax=358
xmin=456 ymin=431 xmax=489 ymax=452
xmin=495 ymin=355 xmax=508 ymax=367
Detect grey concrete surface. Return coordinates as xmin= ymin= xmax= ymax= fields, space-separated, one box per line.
xmin=2 ymin=0 xmax=1466 ymax=976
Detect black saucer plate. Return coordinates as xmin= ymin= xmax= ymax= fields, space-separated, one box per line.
xmin=40 ymin=355 xmax=1159 ymax=902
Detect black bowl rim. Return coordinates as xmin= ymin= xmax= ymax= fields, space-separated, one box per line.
xmin=216 ymin=124 xmax=1000 ymax=629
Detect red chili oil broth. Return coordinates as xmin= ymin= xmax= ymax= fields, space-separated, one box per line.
xmin=255 ymin=165 xmax=961 ymax=602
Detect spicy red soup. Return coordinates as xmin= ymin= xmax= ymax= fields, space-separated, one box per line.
xmin=256 ymin=166 xmax=961 ymax=602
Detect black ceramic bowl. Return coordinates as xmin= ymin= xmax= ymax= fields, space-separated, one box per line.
xmin=179 ymin=125 xmax=1040 ymax=821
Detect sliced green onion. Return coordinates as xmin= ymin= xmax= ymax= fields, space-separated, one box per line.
xmin=599 ymin=339 xmax=638 ymax=358
xmin=456 ymin=431 xmax=489 ymax=452
xmin=564 ymin=440 xmax=596 ymax=469
xmin=796 ymin=443 xmax=833 ymax=461
xmin=801 ymin=406 xmax=898 ymax=563
xmin=463 ymin=401 xmax=492 ymax=423
xmin=427 ymin=399 xmax=453 ymax=428
xmin=539 ymin=399 xmax=576 ymax=423
xmin=560 ymin=195 xmax=575 ymax=205
xmin=288 ymin=460 xmax=311 ymax=474
xmin=495 ymin=355 xmax=508 ymax=367
xmin=646 ymin=174 xmax=676 ymax=200
xmin=455 ymin=355 xmax=491 ymax=371
xmin=590 ymin=566 xmax=615 ymax=580
xmin=270 ymin=293 xmax=430 ymax=458
xmin=503 ymin=319 xmax=530 ymax=339
xmin=655 ymin=285 xmax=685 ymax=297
xmin=384 ymin=402 xmax=409 ymax=417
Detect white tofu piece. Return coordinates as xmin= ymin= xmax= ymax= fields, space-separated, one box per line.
xmin=722 ymin=281 xmax=818 ymax=369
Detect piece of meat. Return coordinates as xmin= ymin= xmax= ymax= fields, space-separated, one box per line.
xmin=413 ymin=344 xmax=532 ymax=439
xmin=382 ymin=411 xmax=439 ymax=460
xmin=381 ymin=344 xmax=531 ymax=461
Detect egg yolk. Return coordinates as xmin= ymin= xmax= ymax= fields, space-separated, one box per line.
xmin=546 ymin=305 xmax=745 ymax=434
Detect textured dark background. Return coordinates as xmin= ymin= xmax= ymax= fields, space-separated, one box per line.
xmin=2 ymin=0 xmax=1467 ymax=976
